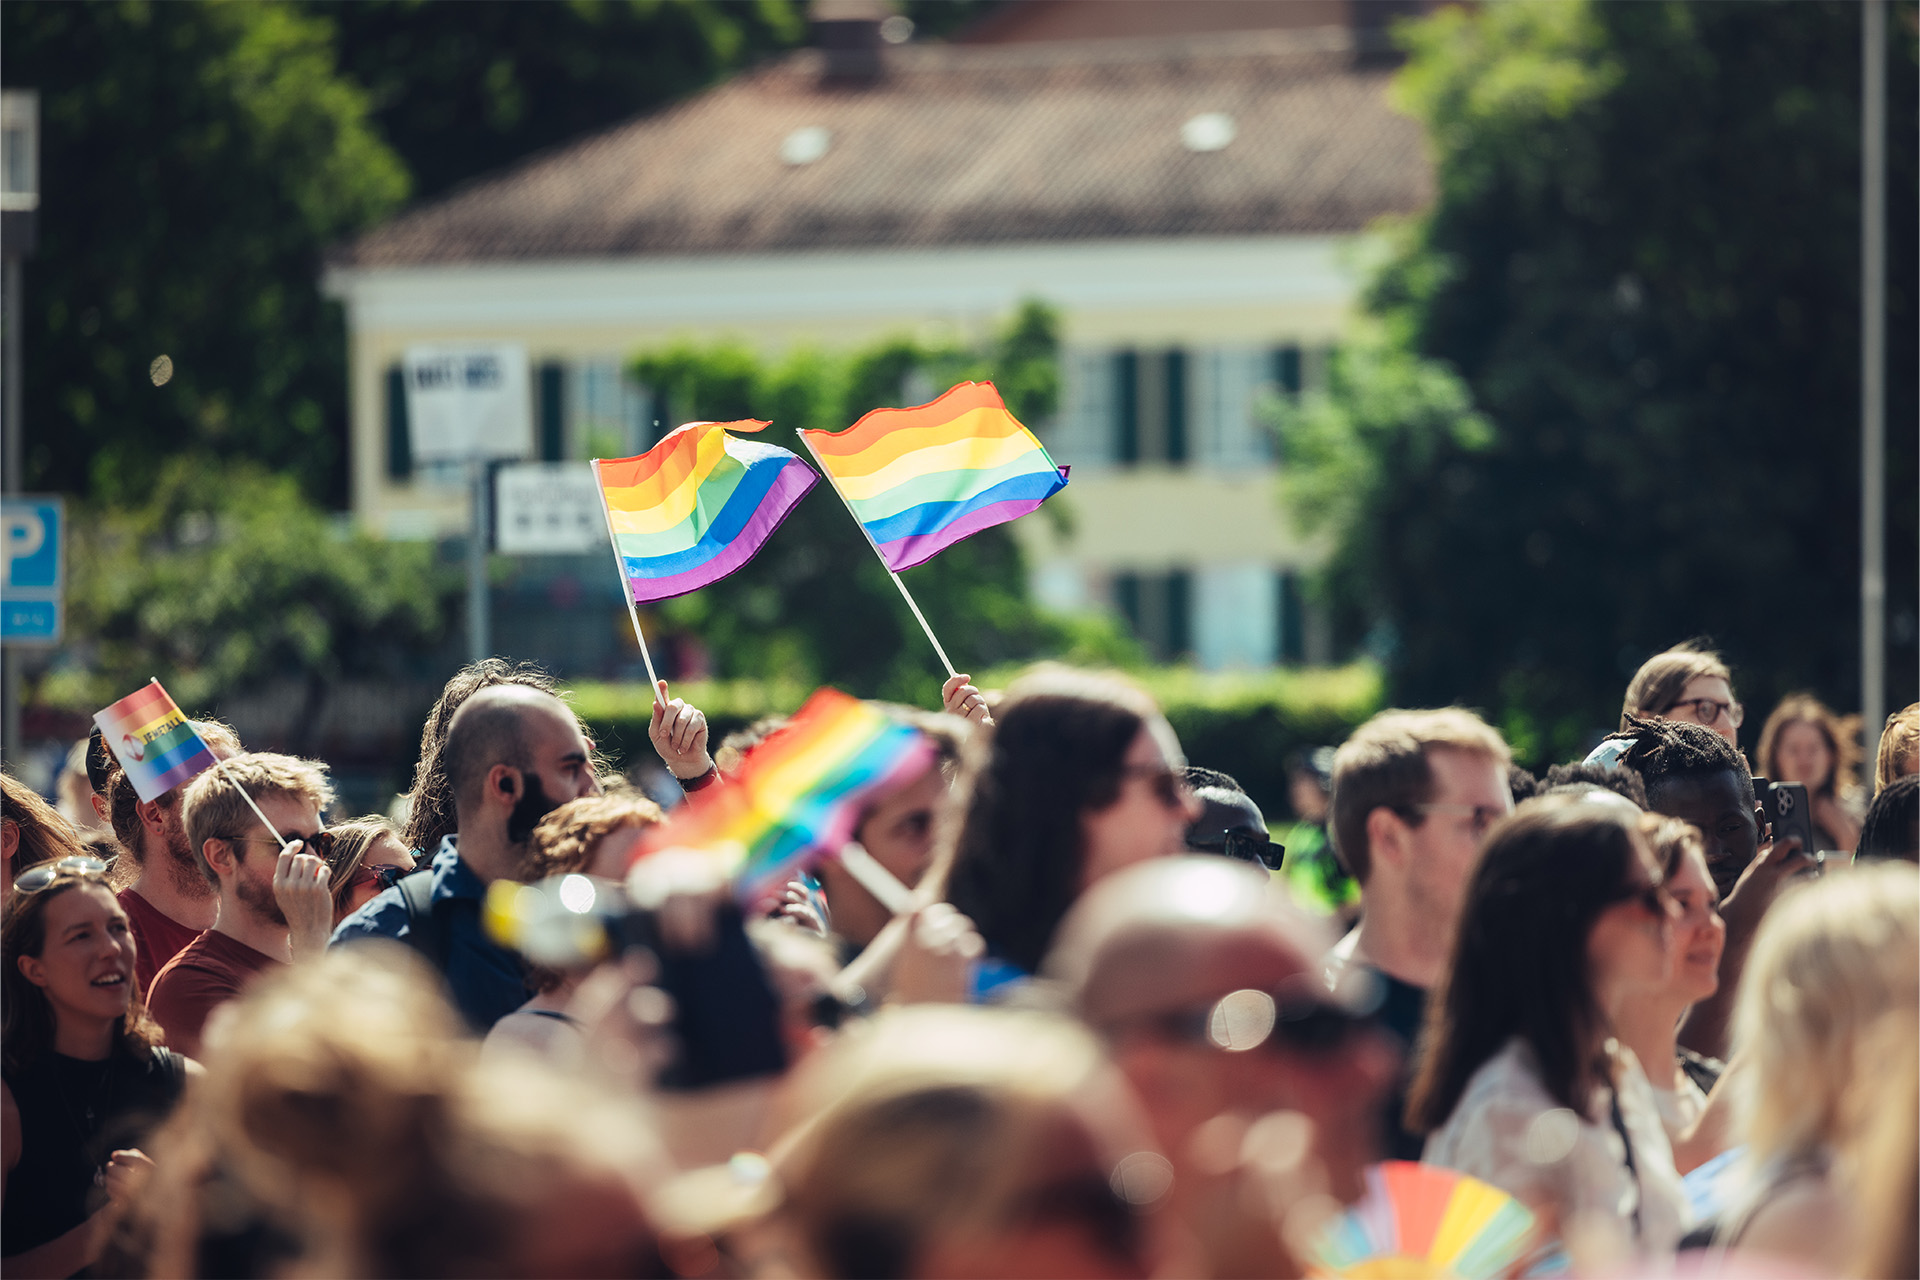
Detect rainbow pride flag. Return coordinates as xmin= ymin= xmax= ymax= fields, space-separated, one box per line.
xmin=595 ymin=420 xmax=817 ymax=604
xmin=798 ymin=382 xmax=1068 ymax=572
xmin=94 ymin=680 xmax=219 ymax=802
xmin=637 ymin=689 xmax=934 ymax=904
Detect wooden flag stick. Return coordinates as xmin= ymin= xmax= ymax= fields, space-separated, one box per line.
xmin=590 ymin=459 xmax=663 ymax=695
xmin=795 ymin=434 xmax=958 ymax=679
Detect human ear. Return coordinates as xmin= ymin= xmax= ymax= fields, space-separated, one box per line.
xmin=203 ymin=838 xmax=238 ymax=878
xmin=487 ymin=765 xmax=521 ymax=805
xmin=0 ymin=819 xmax=17 ymax=863
xmin=16 ymin=953 xmax=47 ymax=989
xmin=136 ymin=798 xmax=169 ymax=840
xmin=1365 ymin=806 xmax=1407 ymax=869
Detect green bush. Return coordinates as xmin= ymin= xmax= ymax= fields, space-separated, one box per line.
xmin=566 ymin=662 xmax=1383 ymax=824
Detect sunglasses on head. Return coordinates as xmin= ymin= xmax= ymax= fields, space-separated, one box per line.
xmin=14 ymin=855 xmax=111 ymax=894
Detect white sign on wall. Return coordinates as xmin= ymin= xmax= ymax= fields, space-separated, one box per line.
xmin=494 ymin=463 xmax=605 ymax=555
xmin=403 ymin=345 xmax=534 ymax=463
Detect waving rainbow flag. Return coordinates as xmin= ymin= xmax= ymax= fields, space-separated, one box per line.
xmin=595 ymin=420 xmax=816 ymax=604
xmin=798 ymin=382 xmax=1068 ymax=572
xmin=94 ymin=680 xmax=219 ymax=802
xmin=636 ymin=689 xmax=934 ymax=905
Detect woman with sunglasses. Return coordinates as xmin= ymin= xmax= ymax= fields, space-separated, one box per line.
xmin=320 ymin=817 xmax=416 ymax=926
xmin=1408 ymin=795 xmax=1692 ymax=1258
xmin=930 ymin=666 xmax=1200 ymax=997
xmin=3 ymin=858 xmax=191 ymax=1277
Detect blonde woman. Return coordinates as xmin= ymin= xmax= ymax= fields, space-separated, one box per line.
xmin=1715 ymin=861 xmax=1920 ymax=1272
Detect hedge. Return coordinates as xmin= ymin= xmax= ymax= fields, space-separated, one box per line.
xmin=565 ymin=662 xmax=1383 ymax=825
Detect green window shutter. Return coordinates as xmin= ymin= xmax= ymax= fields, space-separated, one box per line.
xmin=539 ymin=361 xmax=566 ymax=462
xmin=385 ymin=365 xmax=412 ymax=481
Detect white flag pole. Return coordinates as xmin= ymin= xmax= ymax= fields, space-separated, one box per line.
xmin=795 ymin=433 xmax=958 ymax=679
xmin=590 ymin=460 xmax=663 ymax=695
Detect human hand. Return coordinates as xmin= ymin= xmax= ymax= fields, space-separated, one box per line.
xmin=102 ymin=1148 xmax=156 ymax=1208
xmin=889 ymin=902 xmax=984 ymax=1006
xmin=1720 ymin=833 xmax=1817 ymax=944
xmin=941 ymin=674 xmax=993 ymax=726
xmin=273 ymin=844 xmax=334 ymax=963
xmin=777 ymin=877 xmax=830 ymax=937
xmin=649 ymin=680 xmax=714 ymax=781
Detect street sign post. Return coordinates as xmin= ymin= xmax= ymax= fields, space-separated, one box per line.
xmin=402 ymin=345 xmax=534 ymax=662
xmin=494 ymin=463 xmax=604 ymax=555
xmin=2 ymin=495 xmax=63 ymax=645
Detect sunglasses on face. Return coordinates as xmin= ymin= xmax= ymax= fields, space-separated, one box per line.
xmin=346 ymin=862 xmax=407 ymax=896
xmin=228 ymin=831 xmax=337 ymax=861
xmin=13 ymin=855 xmax=111 ymax=893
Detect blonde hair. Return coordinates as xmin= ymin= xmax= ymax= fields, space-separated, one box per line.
xmin=1730 ymin=861 xmax=1920 ymax=1165
xmin=1756 ymin=693 xmax=1861 ymax=802
xmin=1329 ymin=707 xmax=1511 ymax=884
xmin=772 ymin=1006 xmax=1142 ymax=1278
xmin=180 ymin=752 xmax=335 ymax=887
xmin=1877 ymin=703 xmax=1919 ymax=795
xmin=1621 ymin=643 xmax=1731 ymax=729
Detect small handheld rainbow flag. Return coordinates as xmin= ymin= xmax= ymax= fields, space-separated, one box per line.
xmin=798 ymin=382 xmax=1068 ymax=572
xmin=94 ymin=680 xmax=218 ymax=802
xmin=636 ymin=689 xmax=935 ymax=905
xmin=594 ymin=420 xmax=817 ymax=605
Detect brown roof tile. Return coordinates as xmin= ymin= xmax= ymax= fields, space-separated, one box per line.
xmin=330 ymin=27 xmax=1434 ymax=268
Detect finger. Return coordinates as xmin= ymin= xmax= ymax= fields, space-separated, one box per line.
xmin=655 ymin=678 xmax=670 ymax=715
xmin=274 ymin=848 xmax=296 ymax=884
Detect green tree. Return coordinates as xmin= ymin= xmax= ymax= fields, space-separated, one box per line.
xmin=49 ymin=459 xmax=459 ymax=752
xmin=1281 ymin=1 xmax=1919 ymax=762
xmin=310 ymin=0 xmax=808 ymax=201
xmin=629 ymin=302 xmax=1128 ymax=704
xmin=2 ymin=1 xmax=409 ymax=504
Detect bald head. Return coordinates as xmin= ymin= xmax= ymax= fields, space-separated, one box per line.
xmin=1044 ymin=857 xmax=1334 ymax=1029
xmin=445 ymin=685 xmax=578 ymax=821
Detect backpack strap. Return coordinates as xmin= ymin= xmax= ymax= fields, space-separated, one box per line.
xmin=397 ymin=868 xmax=452 ymax=974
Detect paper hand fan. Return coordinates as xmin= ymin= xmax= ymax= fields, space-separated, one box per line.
xmin=1306 ymin=1161 xmax=1563 ymax=1279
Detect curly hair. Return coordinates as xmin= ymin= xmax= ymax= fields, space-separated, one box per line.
xmin=1756 ymin=694 xmax=1861 ymax=803
xmin=1543 ymin=761 xmax=1649 ymax=810
xmin=523 ymin=794 xmax=665 ymax=882
xmin=2 ymin=872 xmax=164 ymax=1073
xmin=1877 ymin=705 xmax=1920 ymax=795
xmin=400 ymin=660 xmax=569 ymax=856
xmin=1612 ymin=715 xmax=1754 ymax=811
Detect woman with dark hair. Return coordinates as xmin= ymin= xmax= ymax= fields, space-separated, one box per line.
xmin=1755 ymin=693 xmax=1862 ymax=852
xmin=2 ymin=773 xmax=91 ymax=911
xmin=2 ymin=858 xmax=190 ymax=1276
xmin=1408 ymin=795 xmax=1692 ymax=1256
xmin=932 ymin=666 xmax=1198 ymax=989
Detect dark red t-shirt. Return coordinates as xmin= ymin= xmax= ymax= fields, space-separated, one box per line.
xmin=117 ymin=888 xmax=205 ymax=998
xmin=146 ymin=929 xmax=283 ymax=1060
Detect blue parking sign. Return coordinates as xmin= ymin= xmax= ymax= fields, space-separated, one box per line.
xmin=2 ymin=497 xmax=65 ymax=644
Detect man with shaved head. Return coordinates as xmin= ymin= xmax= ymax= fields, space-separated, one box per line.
xmin=332 ymin=683 xmax=601 ymax=1031
xmin=1045 ymin=857 xmax=1396 ymax=1273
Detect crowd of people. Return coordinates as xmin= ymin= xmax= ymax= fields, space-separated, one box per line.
xmin=1 ymin=644 xmax=1916 ymax=1278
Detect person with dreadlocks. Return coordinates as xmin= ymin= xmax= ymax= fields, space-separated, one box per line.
xmin=1599 ymin=716 xmax=1816 ymax=1059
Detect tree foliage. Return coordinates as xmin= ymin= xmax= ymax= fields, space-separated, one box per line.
xmin=1281 ymin=0 xmax=1919 ymax=763
xmin=2 ymin=1 xmax=409 ymax=504
xmin=629 ymin=302 xmax=1134 ymax=705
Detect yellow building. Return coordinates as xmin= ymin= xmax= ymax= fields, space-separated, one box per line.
xmin=323 ymin=5 xmax=1432 ymax=669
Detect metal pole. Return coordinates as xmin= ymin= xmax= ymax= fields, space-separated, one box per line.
xmin=1861 ymin=0 xmax=1887 ymax=750
xmin=468 ymin=459 xmax=491 ymax=663
xmin=2 ymin=251 xmax=19 ymax=766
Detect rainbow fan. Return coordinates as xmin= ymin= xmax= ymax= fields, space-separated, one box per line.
xmin=1307 ymin=1161 xmax=1563 ymax=1279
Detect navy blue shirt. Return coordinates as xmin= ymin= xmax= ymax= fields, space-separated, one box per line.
xmin=329 ymin=837 xmax=529 ymax=1033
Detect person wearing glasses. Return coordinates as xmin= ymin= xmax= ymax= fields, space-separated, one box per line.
xmin=1620 ymin=642 xmax=1744 ymax=747
xmin=1048 ymin=856 xmax=1397 ymax=1276
xmin=147 ymin=754 xmax=336 ymax=1060
xmin=319 ymin=816 xmax=416 ymax=926
xmin=928 ymin=666 xmax=1201 ymax=999
xmin=1409 ymin=796 xmax=1692 ymax=1260
xmin=2 ymin=857 xmax=191 ymax=1277
xmin=1320 ymin=707 xmax=1514 ymax=1161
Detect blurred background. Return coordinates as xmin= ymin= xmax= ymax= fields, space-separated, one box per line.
xmin=1 ymin=0 xmax=1914 ymax=821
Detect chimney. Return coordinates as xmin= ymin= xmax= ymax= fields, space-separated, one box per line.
xmin=811 ymin=0 xmax=891 ymax=86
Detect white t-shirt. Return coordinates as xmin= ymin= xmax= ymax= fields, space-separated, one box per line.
xmin=1422 ymin=1037 xmax=1693 ymax=1256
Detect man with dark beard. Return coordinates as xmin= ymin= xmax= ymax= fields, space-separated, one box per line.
xmin=103 ymin=720 xmax=243 ymax=994
xmin=332 ymin=685 xmax=601 ymax=1032
xmin=148 ymin=752 xmax=335 ymax=1058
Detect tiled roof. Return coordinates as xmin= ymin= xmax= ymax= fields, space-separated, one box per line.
xmin=330 ymin=26 xmax=1433 ymax=268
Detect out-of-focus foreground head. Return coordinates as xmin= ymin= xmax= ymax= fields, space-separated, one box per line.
xmin=1731 ymin=860 xmax=1920 ymax=1167
xmin=1046 ymin=856 xmax=1394 ymax=1212
xmin=771 ymin=1005 xmax=1166 ymax=1280
xmin=135 ymin=944 xmax=668 ymax=1278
